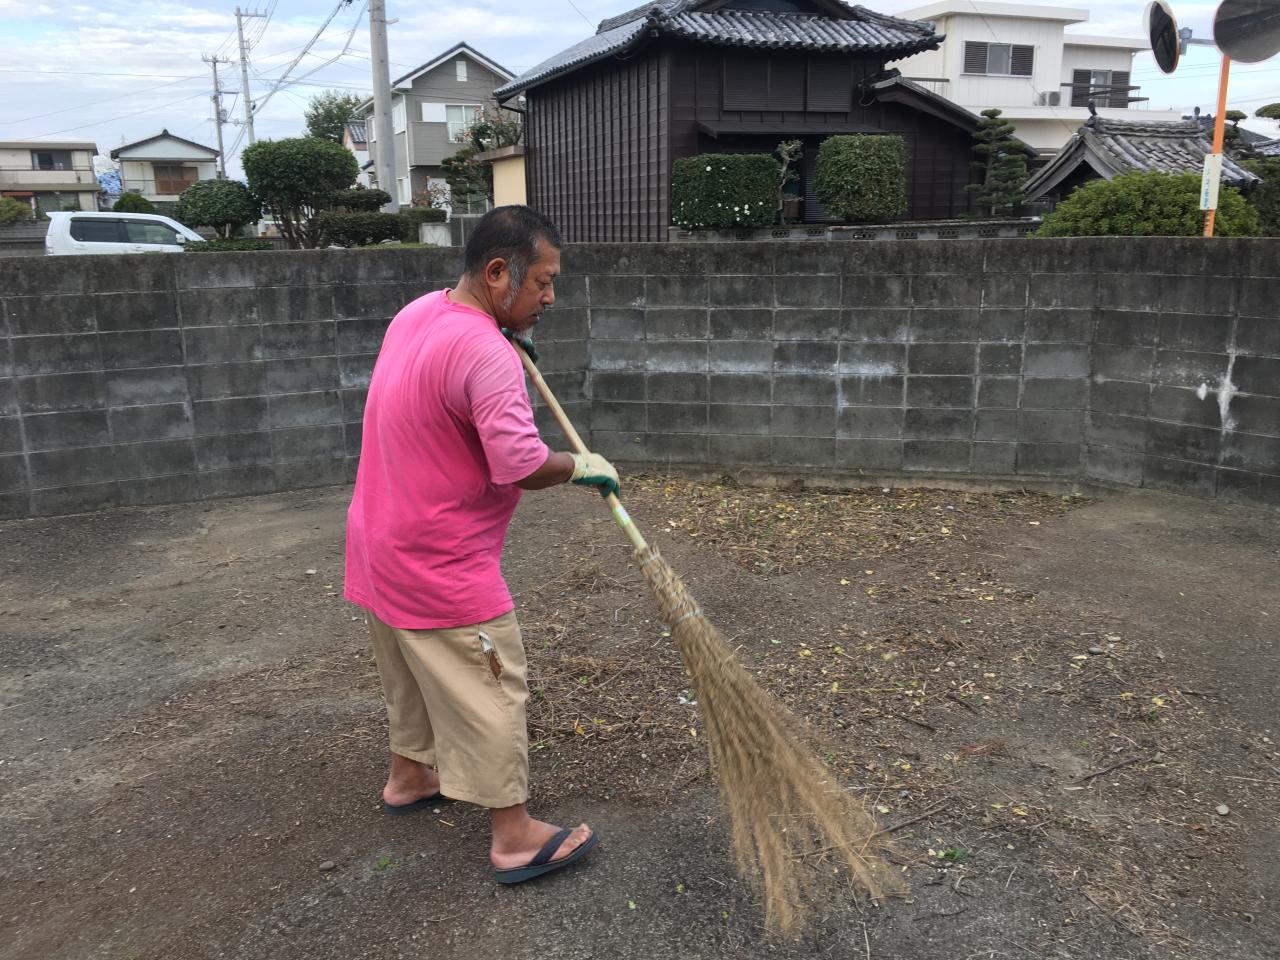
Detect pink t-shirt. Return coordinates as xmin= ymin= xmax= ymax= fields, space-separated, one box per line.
xmin=344 ymin=290 xmax=550 ymax=629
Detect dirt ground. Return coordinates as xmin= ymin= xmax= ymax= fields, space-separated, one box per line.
xmin=1 ymin=477 xmax=1277 ymax=960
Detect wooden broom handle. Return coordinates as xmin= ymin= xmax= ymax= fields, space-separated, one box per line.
xmin=514 ymin=341 xmax=649 ymax=553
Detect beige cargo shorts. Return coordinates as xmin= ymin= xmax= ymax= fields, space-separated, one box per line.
xmin=365 ymin=609 xmax=530 ymax=809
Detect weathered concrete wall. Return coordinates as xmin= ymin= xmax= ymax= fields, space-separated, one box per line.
xmin=1 ymin=239 xmax=1277 ymax=518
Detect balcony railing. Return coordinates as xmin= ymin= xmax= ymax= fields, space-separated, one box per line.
xmin=120 ymin=177 xmax=198 ymax=196
xmin=903 ymin=77 xmax=950 ymax=97
xmin=0 ymin=166 xmax=97 ymax=189
xmin=1062 ymin=83 xmax=1148 ymax=109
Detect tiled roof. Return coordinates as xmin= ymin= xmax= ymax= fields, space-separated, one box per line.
xmin=1257 ymin=138 xmax=1280 ymax=157
xmin=495 ymin=1 xmax=939 ymax=99
xmin=344 ymin=121 xmax=368 ymax=144
xmin=1025 ymin=116 xmax=1260 ymax=200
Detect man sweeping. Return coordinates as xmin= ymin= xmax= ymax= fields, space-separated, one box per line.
xmin=344 ymin=205 xmax=618 ymax=883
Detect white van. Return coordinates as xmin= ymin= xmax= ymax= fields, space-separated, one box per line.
xmin=45 ymin=211 xmax=206 ymax=256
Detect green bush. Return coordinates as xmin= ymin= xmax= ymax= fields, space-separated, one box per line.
xmin=1037 ymin=171 xmax=1261 ymax=237
xmin=317 ymin=211 xmax=403 ymax=247
xmin=329 ymin=187 xmax=392 ymax=212
xmin=184 ymin=237 xmax=273 ymax=252
xmin=1242 ymin=158 xmax=1280 ymax=236
xmin=114 ymin=192 xmax=156 ymax=214
xmin=397 ymin=206 xmax=447 ymax=242
xmin=814 ymin=135 xmax=907 ymax=222
xmin=671 ymin=153 xmax=776 ymax=230
xmin=0 ymin=196 xmax=33 ymax=225
xmin=175 ymin=179 xmax=260 ymax=239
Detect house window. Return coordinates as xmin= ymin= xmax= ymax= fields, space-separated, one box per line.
xmin=421 ymin=103 xmax=447 ymax=123
xmin=153 ymin=164 xmax=198 ymax=195
xmin=397 ymin=178 xmax=410 ymax=206
xmin=31 ymin=150 xmax=74 ymax=171
xmin=1071 ymin=69 xmax=1132 ymax=108
xmin=963 ymin=41 xmax=1034 ymax=77
xmin=456 ymin=59 xmax=467 ymax=82
xmin=446 ymin=105 xmax=481 ymax=142
xmin=393 ymin=100 xmax=407 ymax=133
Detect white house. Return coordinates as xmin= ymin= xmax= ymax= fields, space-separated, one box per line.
xmin=359 ymin=42 xmax=515 ymax=211
xmin=890 ymin=2 xmax=1185 ymax=154
xmin=110 ymin=130 xmax=220 ymax=203
xmin=341 ymin=121 xmax=372 ymax=187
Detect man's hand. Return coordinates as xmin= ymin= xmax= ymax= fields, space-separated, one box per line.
xmin=568 ymin=452 xmax=620 ymax=498
xmin=501 ymin=327 xmax=538 ymax=364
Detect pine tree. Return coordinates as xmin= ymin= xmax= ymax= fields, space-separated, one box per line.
xmin=966 ymin=108 xmax=1028 ymax=216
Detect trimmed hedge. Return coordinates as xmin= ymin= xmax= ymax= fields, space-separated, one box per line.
xmin=329 ymin=187 xmax=391 ymax=212
xmin=814 ymin=135 xmax=907 ymax=222
xmin=1036 ymin=171 xmax=1261 ymax=237
xmin=671 ymin=153 xmax=776 ymax=229
xmin=317 ymin=211 xmax=403 ymax=247
xmin=185 ymin=238 xmax=273 ymax=252
xmin=398 ymin=205 xmax=448 ymax=242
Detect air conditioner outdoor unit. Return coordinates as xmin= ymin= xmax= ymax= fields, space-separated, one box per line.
xmin=1038 ymin=91 xmax=1062 ymax=106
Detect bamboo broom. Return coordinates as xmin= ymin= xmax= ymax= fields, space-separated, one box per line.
xmin=517 ymin=345 xmax=904 ymax=935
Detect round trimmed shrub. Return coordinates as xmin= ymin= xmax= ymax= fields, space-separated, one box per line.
xmin=114 ymin=192 xmax=156 ymax=213
xmin=317 ymin=211 xmax=403 ymax=247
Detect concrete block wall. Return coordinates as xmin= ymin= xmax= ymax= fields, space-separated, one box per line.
xmin=1 ymin=238 xmax=1277 ymax=518
xmin=572 ymin=238 xmax=1279 ymax=508
xmin=0 ymin=249 xmax=462 ymax=517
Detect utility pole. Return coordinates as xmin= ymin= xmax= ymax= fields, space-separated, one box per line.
xmin=369 ymin=0 xmax=399 ymax=211
xmin=202 ymin=54 xmax=232 ymax=178
xmin=236 ymin=7 xmax=267 ymax=146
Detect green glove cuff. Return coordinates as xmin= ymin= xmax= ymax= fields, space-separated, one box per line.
xmin=500 ymin=327 xmax=538 ymax=364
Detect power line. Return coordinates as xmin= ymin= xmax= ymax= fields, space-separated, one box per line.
xmin=2 ymin=73 xmax=205 ymax=125
xmin=28 ymin=91 xmax=209 ymax=139
xmin=563 ymin=0 xmax=595 ymax=28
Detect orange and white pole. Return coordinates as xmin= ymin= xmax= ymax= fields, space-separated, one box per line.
xmin=1202 ymin=55 xmax=1231 ymax=237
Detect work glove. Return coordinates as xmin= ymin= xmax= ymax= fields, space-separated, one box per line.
xmin=501 ymin=327 xmax=538 ymax=364
xmin=569 ymin=452 xmax=620 ymax=498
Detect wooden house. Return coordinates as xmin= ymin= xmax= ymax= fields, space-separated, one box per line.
xmin=494 ymin=0 xmax=991 ymax=241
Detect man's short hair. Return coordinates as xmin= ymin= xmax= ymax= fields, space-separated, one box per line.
xmin=462 ymin=206 xmax=562 ymax=294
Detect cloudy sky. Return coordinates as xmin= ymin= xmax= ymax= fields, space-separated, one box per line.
xmin=1 ymin=0 xmax=1277 ymax=176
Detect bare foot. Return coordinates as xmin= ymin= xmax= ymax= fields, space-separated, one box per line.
xmin=382 ymin=754 xmax=442 ymax=807
xmin=489 ymin=819 xmax=593 ymax=870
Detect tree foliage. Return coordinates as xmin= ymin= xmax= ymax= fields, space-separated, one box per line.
xmin=0 ymin=196 xmax=33 ymax=225
xmin=1256 ymin=103 xmax=1280 ymax=121
xmin=813 ymin=135 xmax=907 ymax=222
xmin=242 ymin=136 xmax=358 ymax=248
xmin=114 ymin=192 xmax=156 ymax=213
xmin=305 ymin=90 xmax=365 ymax=143
xmin=316 ymin=211 xmax=403 ymax=246
xmin=439 ymin=103 xmax=523 ymax=213
xmin=966 ymin=108 xmax=1028 ymax=216
xmin=1036 ymin=171 xmax=1260 ymax=237
xmin=1242 ymin=157 xmax=1280 ymax=236
xmin=174 ymin=178 xmax=260 ymax=239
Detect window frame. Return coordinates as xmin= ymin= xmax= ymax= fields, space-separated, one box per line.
xmin=32 ymin=150 xmax=74 ymax=171
xmin=963 ymin=41 xmax=1035 ymax=77
xmin=445 ymin=104 xmax=482 ymax=143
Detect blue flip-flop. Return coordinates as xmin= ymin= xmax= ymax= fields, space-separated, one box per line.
xmin=494 ymin=827 xmax=599 ymax=884
xmin=383 ymin=792 xmax=453 ymax=815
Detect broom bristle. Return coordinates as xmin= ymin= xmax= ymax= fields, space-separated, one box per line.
xmin=636 ymin=545 xmax=905 ymax=936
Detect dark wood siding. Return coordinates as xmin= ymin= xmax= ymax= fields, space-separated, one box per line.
xmin=524 ymin=51 xmax=668 ymax=243
xmin=669 ymin=41 xmax=976 ymax=222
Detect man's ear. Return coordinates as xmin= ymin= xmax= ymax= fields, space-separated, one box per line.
xmin=485 ymin=257 xmax=508 ymax=287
